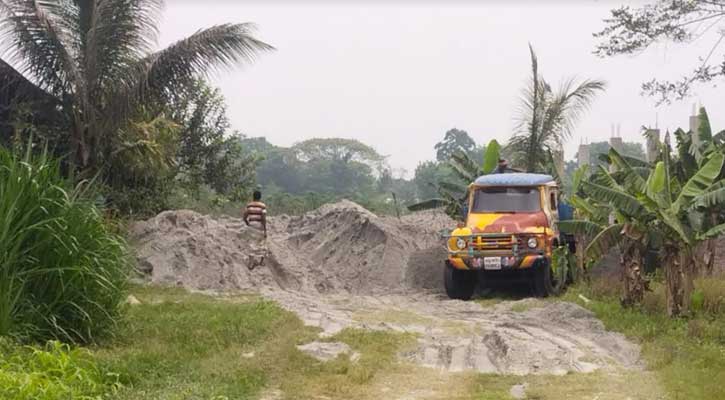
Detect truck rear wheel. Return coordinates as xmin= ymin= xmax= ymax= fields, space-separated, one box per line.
xmin=444 ymin=262 xmax=476 ymax=300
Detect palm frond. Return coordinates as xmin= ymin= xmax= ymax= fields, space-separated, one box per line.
xmin=671 ymin=151 xmax=724 ymax=213
xmin=437 ymin=180 xmax=467 ymax=197
xmin=692 ymin=180 xmax=725 ymax=208
xmin=698 ymin=222 xmax=725 ymax=240
xmin=608 ymin=148 xmax=646 ymax=194
xmin=449 ymin=150 xmax=479 ymax=175
xmin=585 ymin=223 xmax=624 ymax=261
xmin=713 ymin=130 xmax=725 ymax=146
xmin=546 ymin=77 xmax=606 ymax=141
xmin=658 ymin=209 xmax=693 ymax=245
xmin=618 ymin=154 xmax=651 ymax=169
xmin=558 ymin=219 xmax=603 ymax=237
xmin=84 ymin=0 xmax=163 ymax=93
xmin=0 ymin=0 xmax=83 ymax=96
xmin=582 ymin=180 xmax=646 ymax=217
xmin=130 ymin=23 xmax=274 ymax=97
xmin=569 ymin=194 xmax=609 ymax=221
xmin=448 ymin=151 xmax=478 ymax=182
xmin=645 ymin=161 xmax=670 ymax=209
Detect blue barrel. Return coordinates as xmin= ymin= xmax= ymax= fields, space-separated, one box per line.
xmin=558 ymin=201 xmax=574 ymax=221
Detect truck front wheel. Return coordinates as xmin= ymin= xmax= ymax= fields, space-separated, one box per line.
xmin=532 ymin=258 xmax=554 ymax=297
xmin=444 ymin=261 xmax=476 ymax=300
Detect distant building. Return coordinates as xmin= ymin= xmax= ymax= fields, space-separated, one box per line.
xmin=690 ymin=104 xmax=701 ymax=149
xmin=577 ymin=143 xmax=590 ymax=168
xmin=644 ymin=128 xmax=660 ymax=163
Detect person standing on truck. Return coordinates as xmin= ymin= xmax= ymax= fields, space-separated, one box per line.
xmin=243 ymin=190 xmax=267 ymax=238
xmin=494 ymin=159 xmax=519 ymax=173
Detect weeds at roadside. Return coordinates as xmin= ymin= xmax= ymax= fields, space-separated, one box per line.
xmin=563 ymin=276 xmax=725 ymax=400
xmin=93 ymin=286 xmax=416 ymax=400
xmin=0 ymin=338 xmax=120 ymax=400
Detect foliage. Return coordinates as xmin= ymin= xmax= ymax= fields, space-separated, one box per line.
xmin=434 ymin=128 xmax=476 ymax=162
xmin=408 ymin=139 xmax=501 ymax=218
xmin=508 ymin=45 xmax=606 ymax=173
xmin=566 ymin=277 xmax=725 ymax=400
xmin=564 ymin=115 xmax=725 ymax=315
xmin=0 ymin=339 xmax=120 ymax=400
xmin=412 ymin=161 xmax=455 ymax=200
xmin=0 ymin=0 xmax=272 ymax=214
xmin=579 ymin=141 xmax=646 ymax=168
xmin=595 ymin=0 xmax=725 ymax=104
xmin=169 ymin=79 xmax=257 ymax=200
xmin=0 ymin=145 xmax=129 ymax=343
xmin=241 ymin=137 xmax=394 ymax=202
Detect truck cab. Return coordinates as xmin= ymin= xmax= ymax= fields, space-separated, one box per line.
xmin=444 ymin=173 xmax=569 ymax=300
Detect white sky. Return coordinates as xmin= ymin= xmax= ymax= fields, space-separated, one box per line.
xmin=161 ymin=1 xmax=725 ymax=176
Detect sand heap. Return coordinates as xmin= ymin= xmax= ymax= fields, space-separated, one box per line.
xmin=130 ymin=200 xmax=454 ymax=294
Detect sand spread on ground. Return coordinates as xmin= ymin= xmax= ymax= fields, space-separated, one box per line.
xmin=131 ymin=200 xmax=642 ymax=375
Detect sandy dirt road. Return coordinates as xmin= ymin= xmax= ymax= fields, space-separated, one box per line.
xmin=132 ymin=202 xmax=663 ymax=399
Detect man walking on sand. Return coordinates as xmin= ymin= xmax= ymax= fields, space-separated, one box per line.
xmin=243 ymin=190 xmax=267 ymax=238
xmin=243 ymin=190 xmax=267 ymax=271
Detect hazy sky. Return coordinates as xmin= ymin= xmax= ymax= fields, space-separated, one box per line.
xmin=161 ymin=1 xmax=725 ymax=175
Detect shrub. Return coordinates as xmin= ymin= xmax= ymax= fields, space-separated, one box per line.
xmin=694 ymin=277 xmax=725 ymax=316
xmin=0 ymin=338 xmax=120 ymax=400
xmin=0 ymin=146 xmax=129 ymax=343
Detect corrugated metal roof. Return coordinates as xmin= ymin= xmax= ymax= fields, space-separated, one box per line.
xmin=473 ymin=173 xmax=555 ymax=186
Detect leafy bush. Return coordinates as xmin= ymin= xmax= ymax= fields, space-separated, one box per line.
xmin=0 ymin=339 xmax=120 ymax=400
xmin=0 ymin=146 xmax=129 ymax=343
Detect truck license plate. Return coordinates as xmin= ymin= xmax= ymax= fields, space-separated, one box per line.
xmin=484 ymin=257 xmax=502 ymax=270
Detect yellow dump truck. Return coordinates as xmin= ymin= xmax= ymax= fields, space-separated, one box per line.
xmin=443 ymin=173 xmax=573 ymax=300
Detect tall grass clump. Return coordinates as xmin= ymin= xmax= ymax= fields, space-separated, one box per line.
xmin=0 ymin=145 xmax=129 ymax=343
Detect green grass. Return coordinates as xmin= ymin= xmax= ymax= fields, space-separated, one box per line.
xmin=0 ymin=145 xmax=129 ymax=343
xmin=0 ymin=338 xmax=120 ymax=400
xmin=562 ymin=277 xmax=725 ymax=400
xmin=92 ymin=286 xmax=414 ymax=400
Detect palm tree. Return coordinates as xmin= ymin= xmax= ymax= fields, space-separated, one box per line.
xmin=508 ymin=45 xmax=605 ymax=173
xmin=0 ymin=0 xmax=273 ymax=174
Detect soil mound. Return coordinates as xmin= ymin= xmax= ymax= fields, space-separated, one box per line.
xmin=131 ymin=200 xmax=454 ymax=294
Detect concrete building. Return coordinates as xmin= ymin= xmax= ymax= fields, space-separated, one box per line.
xmin=577 ymin=143 xmax=590 ymax=168
xmin=690 ymin=104 xmax=702 ymax=149
xmin=644 ymin=128 xmax=660 ymax=163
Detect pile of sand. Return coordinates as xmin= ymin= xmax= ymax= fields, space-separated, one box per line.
xmin=130 ymin=200 xmax=454 ymax=294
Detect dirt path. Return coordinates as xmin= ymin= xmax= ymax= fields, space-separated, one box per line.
xmin=132 ymin=202 xmax=664 ymax=398
xmin=264 ymin=289 xmax=641 ymax=375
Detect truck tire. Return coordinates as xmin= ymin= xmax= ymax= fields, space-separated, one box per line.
xmin=444 ymin=262 xmax=476 ymax=300
xmin=531 ymin=258 xmax=554 ymax=297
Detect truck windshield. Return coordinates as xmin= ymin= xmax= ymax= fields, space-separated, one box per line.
xmin=471 ymin=187 xmax=541 ymax=213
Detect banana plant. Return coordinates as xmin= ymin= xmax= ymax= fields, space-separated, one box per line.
xmin=563 ymin=143 xmax=725 ymax=316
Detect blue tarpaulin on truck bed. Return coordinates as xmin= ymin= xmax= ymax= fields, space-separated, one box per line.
xmin=474 ymin=173 xmax=555 ymax=187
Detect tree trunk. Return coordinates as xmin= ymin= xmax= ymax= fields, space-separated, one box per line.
xmin=575 ymin=233 xmax=587 ymax=281
xmin=620 ymin=243 xmax=647 ymax=307
xmin=664 ymin=246 xmax=694 ymax=317
xmin=694 ymin=239 xmax=716 ymax=276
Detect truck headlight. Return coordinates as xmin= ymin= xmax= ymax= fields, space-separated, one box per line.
xmin=456 ymin=237 xmax=467 ymax=250
xmin=527 ymin=237 xmax=538 ymax=249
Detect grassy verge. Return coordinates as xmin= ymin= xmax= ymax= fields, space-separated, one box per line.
xmin=91 ymin=286 xmax=414 ymax=400
xmin=0 ymin=338 xmax=120 ymax=400
xmin=561 ymin=277 xmax=725 ymax=400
